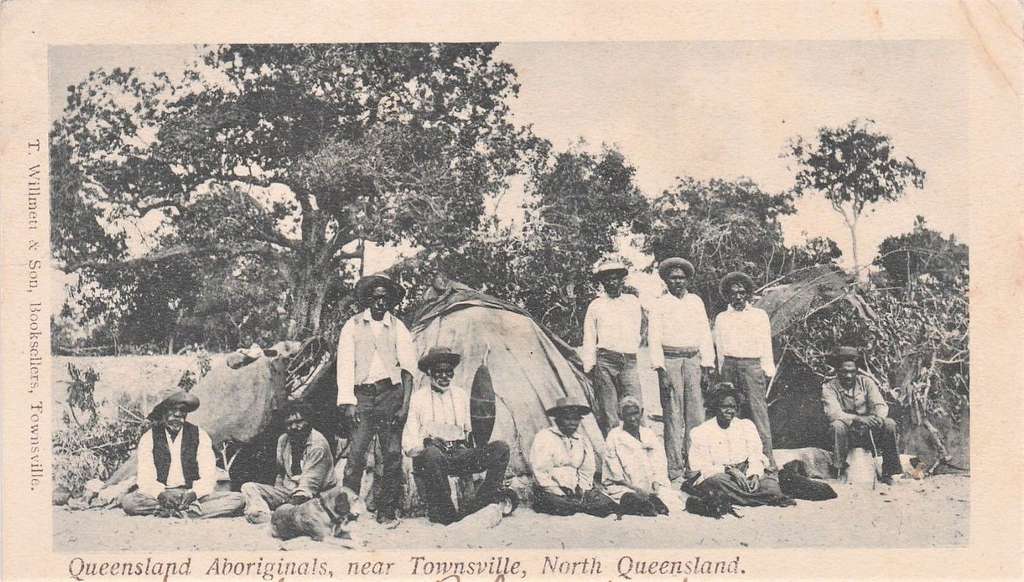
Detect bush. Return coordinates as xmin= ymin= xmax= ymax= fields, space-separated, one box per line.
xmin=53 ymin=365 xmax=149 ymax=497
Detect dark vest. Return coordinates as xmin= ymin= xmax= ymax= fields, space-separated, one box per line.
xmin=152 ymin=422 xmax=201 ymax=486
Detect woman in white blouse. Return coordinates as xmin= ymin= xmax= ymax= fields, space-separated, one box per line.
xmin=688 ymin=384 xmax=794 ymax=507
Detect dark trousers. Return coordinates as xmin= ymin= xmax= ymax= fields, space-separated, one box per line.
xmin=696 ymin=473 xmax=788 ymax=507
xmin=660 ymin=349 xmax=704 ymax=478
xmin=618 ymin=492 xmax=670 ymax=516
xmin=721 ymin=356 xmax=775 ymax=468
xmin=342 ymin=380 xmax=405 ymax=518
xmin=828 ymin=418 xmax=901 ymax=477
xmin=532 ymin=486 xmax=617 ymax=517
xmin=413 ymin=441 xmax=510 ymax=524
xmin=592 ymin=348 xmax=642 ymax=432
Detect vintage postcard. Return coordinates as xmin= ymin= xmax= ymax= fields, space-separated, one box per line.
xmin=1 ymin=1 xmax=1021 ymax=580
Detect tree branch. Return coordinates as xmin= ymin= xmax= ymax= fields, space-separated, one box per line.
xmin=60 ymin=242 xmax=276 ymax=273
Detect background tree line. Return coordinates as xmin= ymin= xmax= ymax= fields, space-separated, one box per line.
xmin=52 ymin=44 xmax=968 ymax=461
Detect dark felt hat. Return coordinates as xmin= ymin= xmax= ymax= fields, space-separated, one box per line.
xmin=830 ymin=346 xmax=861 ymax=366
xmin=354 ymin=273 xmax=405 ymax=306
xmin=592 ymin=260 xmax=628 ymax=279
xmin=148 ymin=390 xmax=200 ymax=421
xmin=545 ymin=396 xmax=592 ymax=417
xmin=658 ymin=257 xmax=695 ymax=280
xmin=418 ymin=346 xmax=462 ymax=373
xmin=719 ymin=271 xmax=755 ymax=297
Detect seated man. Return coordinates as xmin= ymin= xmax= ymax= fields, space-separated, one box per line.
xmin=602 ymin=396 xmax=680 ymax=516
xmin=822 ymin=346 xmax=902 ymax=484
xmin=241 ymin=401 xmax=337 ymax=524
xmin=404 ymin=347 xmax=511 ymax=525
xmin=122 ymin=390 xmax=244 ymax=518
xmin=530 ymin=396 xmax=616 ymax=517
xmin=688 ymin=384 xmax=794 ymax=507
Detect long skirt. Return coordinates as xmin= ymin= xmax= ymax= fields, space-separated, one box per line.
xmin=695 ymin=473 xmax=790 ymax=507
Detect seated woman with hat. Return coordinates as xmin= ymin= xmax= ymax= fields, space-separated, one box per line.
xmin=403 ymin=347 xmax=513 ymax=525
xmin=121 ymin=390 xmax=244 ymax=518
xmin=529 ymin=397 xmax=616 ymax=517
xmin=687 ymin=384 xmax=795 ymax=507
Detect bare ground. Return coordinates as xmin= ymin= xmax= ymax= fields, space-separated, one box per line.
xmin=53 ymin=474 xmax=967 ymax=551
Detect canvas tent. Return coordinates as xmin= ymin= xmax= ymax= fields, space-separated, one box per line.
xmin=409 ymin=281 xmax=606 ymax=475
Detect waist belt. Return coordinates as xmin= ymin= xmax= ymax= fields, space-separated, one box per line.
xmin=596 ymin=347 xmax=637 ymax=361
xmin=723 ymin=356 xmax=761 ymax=364
xmin=663 ymin=346 xmax=699 ymax=358
xmin=355 ymin=378 xmax=397 ymax=396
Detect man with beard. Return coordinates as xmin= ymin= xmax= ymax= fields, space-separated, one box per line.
xmin=648 ymin=257 xmax=715 ymax=481
xmin=712 ymin=271 xmax=777 ymax=469
xmin=530 ymin=397 xmax=617 ymax=517
xmin=122 ymin=391 xmax=244 ymax=518
xmin=403 ymin=347 xmax=512 ymax=525
xmin=241 ymin=401 xmax=337 ymax=523
xmin=822 ymin=346 xmax=901 ymax=484
xmin=582 ymin=260 xmax=644 ymax=432
xmin=688 ymin=384 xmax=794 ymax=507
xmin=335 ymin=273 xmax=416 ymax=526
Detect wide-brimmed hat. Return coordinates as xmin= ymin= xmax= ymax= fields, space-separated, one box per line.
xmin=418 ymin=346 xmax=462 ymax=373
xmin=719 ymin=271 xmax=755 ymax=297
xmin=354 ymin=273 xmax=405 ymax=306
xmin=592 ymin=260 xmax=628 ymax=279
xmin=147 ymin=390 xmax=200 ymax=421
xmin=545 ymin=396 xmax=592 ymax=417
xmin=658 ymin=257 xmax=695 ymax=280
xmin=830 ymin=346 xmax=861 ymax=366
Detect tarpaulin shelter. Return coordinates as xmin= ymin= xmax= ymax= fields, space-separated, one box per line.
xmin=409 ymin=282 xmax=606 ymax=476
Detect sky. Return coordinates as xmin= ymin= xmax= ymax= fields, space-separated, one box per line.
xmin=50 ymin=41 xmax=969 ymax=298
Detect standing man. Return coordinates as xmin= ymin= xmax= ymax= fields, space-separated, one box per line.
xmin=336 ymin=273 xmax=416 ymax=526
xmin=582 ymin=260 xmax=644 ymax=432
xmin=404 ymin=347 xmax=512 ymax=525
xmin=821 ymin=346 xmax=901 ymax=484
xmin=241 ymin=401 xmax=337 ymax=524
xmin=712 ymin=271 xmax=777 ymax=469
xmin=648 ymin=257 xmax=715 ymax=480
xmin=122 ymin=390 xmax=244 ymax=518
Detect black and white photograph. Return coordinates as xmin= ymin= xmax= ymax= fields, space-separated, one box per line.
xmin=1 ymin=2 xmax=1021 ymax=580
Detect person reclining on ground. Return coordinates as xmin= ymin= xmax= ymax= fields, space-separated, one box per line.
xmin=688 ymin=383 xmax=794 ymax=507
xmin=529 ymin=396 xmax=616 ymax=517
xmin=121 ymin=390 xmax=244 ymax=518
xmin=822 ymin=346 xmax=901 ymax=484
xmin=404 ymin=347 xmax=512 ymax=525
xmin=241 ymin=401 xmax=337 ymax=524
xmin=602 ymin=396 xmax=682 ymax=516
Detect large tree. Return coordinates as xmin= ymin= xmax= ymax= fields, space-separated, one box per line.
xmin=52 ymin=44 xmax=542 ymax=341
xmin=642 ymin=176 xmax=804 ymax=314
xmin=785 ymin=119 xmax=926 ymax=276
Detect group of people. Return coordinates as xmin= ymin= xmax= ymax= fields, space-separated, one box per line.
xmin=121 ymin=258 xmax=903 ymax=529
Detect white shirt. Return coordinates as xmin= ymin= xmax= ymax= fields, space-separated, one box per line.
xmin=530 ymin=426 xmax=596 ymax=492
xmin=648 ymin=292 xmax=715 ymax=369
xmin=688 ymin=418 xmax=766 ymax=484
xmin=135 ymin=426 xmax=217 ymax=499
xmin=582 ymin=293 xmax=643 ymax=371
xmin=713 ymin=305 xmax=776 ymax=377
xmin=402 ymin=384 xmax=471 ymax=456
xmin=335 ymin=310 xmax=418 ymax=406
xmin=602 ymin=425 xmax=671 ymax=501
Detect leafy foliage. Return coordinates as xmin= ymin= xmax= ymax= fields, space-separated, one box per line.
xmin=54 ymin=365 xmax=148 ymax=495
xmin=408 ymin=145 xmax=650 ymax=343
xmin=785 ymin=118 xmax=926 ymax=272
xmin=52 ymin=43 xmax=542 ymax=343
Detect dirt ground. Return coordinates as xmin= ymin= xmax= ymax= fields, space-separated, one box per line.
xmin=54 ymin=474 xmax=967 ymax=551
